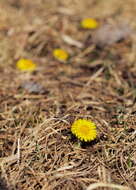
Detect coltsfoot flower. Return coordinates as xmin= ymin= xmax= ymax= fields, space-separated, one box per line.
xmin=71 ymin=119 xmax=97 ymax=142
xmin=53 ymin=48 xmax=69 ymax=61
xmin=81 ymin=18 xmax=99 ymax=29
xmin=16 ymin=59 xmax=37 ymax=71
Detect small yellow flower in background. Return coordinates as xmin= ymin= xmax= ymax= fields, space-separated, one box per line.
xmin=53 ymin=48 xmax=69 ymax=61
xmin=71 ymin=119 xmax=97 ymax=142
xmin=16 ymin=59 xmax=37 ymax=72
xmin=81 ymin=18 xmax=99 ymax=29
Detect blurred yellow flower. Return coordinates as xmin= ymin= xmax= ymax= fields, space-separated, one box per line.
xmin=81 ymin=18 xmax=99 ymax=29
xmin=71 ymin=119 xmax=97 ymax=142
xmin=53 ymin=49 xmax=69 ymax=61
xmin=16 ymin=59 xmax=36 ymax=71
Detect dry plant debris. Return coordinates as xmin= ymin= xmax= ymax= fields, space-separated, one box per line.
xmin=92 ymin=22 xmax=133 ymax=47
xmin=0 ymin=179 xmax=9 ymax=190
xmin=0 ymin=0 xmax=136 ymax=190
xmin=20 ymin=81 xmax=45 ymax=94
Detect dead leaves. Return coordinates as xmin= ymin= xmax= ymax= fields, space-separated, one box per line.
xmin=92 ymin=22 xmax=133 ymax=47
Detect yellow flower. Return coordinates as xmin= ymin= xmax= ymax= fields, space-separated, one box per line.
xmin=16 ymin=59 xmax=36 ymax=71
xmin=81 ymin=18 xmax=99 ymax=29
xmin=71 ymin=119 xmax=97 ymax=142
xmin=53 ymin=49 xmax=69 ymax=61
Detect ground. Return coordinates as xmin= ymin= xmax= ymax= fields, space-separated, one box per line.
xmin=0 ymin=0 xmax=136 ymax=190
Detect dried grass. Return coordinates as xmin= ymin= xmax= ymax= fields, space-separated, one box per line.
xmin=0 ymin=0 xmax=136 ymax=190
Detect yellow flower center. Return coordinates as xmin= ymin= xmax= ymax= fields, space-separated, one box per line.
xmin=81 ymin=18 xmax=99 ymax=29
xmin=78 ymin=125 xmax=91 ymax=136
xmin=71 ymin=119 xmax=97 ymax=142
xmin=16 ymin=59 xmax=36 ymax=71
xmin=53 ymin=49 xmax=69 ymax=61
